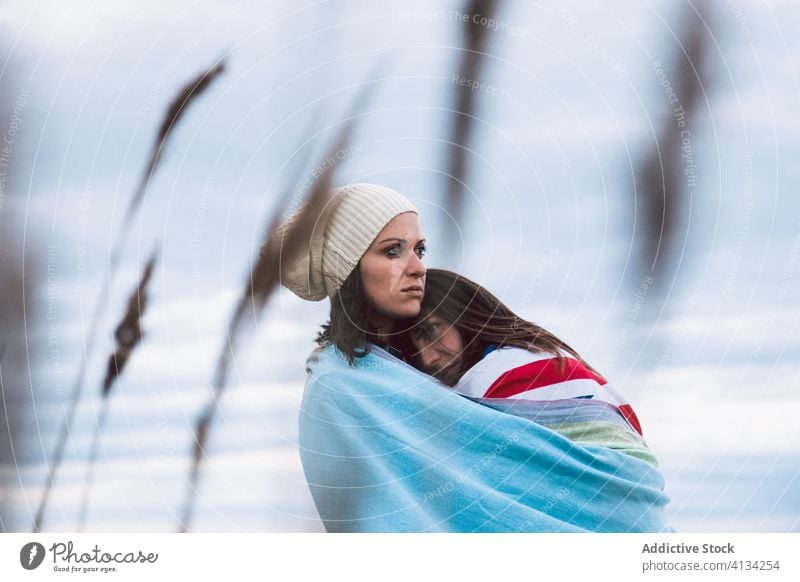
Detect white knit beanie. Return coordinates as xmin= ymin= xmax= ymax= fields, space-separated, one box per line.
xmin=275 ymin=183 xmax=418 ymax=301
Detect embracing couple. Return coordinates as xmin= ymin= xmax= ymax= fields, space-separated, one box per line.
xmin=271 ymin=182 xmax=672 ymax=533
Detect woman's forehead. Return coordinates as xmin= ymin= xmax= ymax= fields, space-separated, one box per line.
xmin=375 ymin=212 xmax=422 ymax=239
xmin=424 ymin=313 xmax=447 ymax=324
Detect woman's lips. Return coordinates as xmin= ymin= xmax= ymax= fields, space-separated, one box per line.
xmin=401 ymin=286 xmax=424 ymax=297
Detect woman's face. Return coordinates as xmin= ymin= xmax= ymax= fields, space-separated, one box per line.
xmin=359 ymin=212 xmax=427 ymax=326
xmin=410 ymin=314 xmax=464 ymax=384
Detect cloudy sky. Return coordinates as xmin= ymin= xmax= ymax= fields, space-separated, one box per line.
xmin=1 ymin=0 xmax=798 ymax=532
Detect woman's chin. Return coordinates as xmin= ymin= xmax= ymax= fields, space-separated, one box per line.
xmin=431 ymin=367 xmax=460 ymax=387
xmin=378 ymin=301 xmax=422 ymax=320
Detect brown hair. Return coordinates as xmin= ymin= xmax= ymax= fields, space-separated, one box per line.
xmin=397 ymin=268 xmax=600 ymax=385
xmin=315 ymin=267 xmax=387 ymax=365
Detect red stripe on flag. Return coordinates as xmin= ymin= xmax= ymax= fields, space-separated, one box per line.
xmin=484 ymin=357 xmax=607 ymax=399
xmin=618 ymin=404 xmax=643 ymax=436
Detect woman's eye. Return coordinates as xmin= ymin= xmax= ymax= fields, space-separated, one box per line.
xmin=384 ymin=244 xmax=401 ymax=257
xmin=414 ymin=244 xmax=426 ymax=258
xmin=416 ymin=325 xmax=435 ymax=342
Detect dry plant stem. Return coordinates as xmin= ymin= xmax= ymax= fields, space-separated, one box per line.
xmin=75 ymin=403 xmax=110 ymax=532
xmin=75 ymin=250 xmax=158 ymax=531
xmin=1 ymin=62 xmax=36 ymax=533
xmin=178 ymin=150 xmax=339 ymax=532
xmin=178 ymin=79 xmax=378 ymax=532
xmin=444 ymin=0 xmax=498 ymax=242
xmin=636 ymin=5 xmax=709 ymax=285
xmin=32 ymin=59 xmax=225 ymax=533
xmin=118 ymin=60 xmax=226 ymax=253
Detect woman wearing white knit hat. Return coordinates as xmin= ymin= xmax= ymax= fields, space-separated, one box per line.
xmin=278 ymin=182 xmax=427 ymax=361
xmin=282 ymin=183 xmax=673 ymax=534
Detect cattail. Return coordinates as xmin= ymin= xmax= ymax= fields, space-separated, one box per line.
xmin=76 ymin=249 xmax=159 ymax=530
xmin=444 ymin=0 xmax=499 ymax=243
xmin=178 ymin=78 xmax=378 ymax=532
xmin=33 ymin=58 xmax=225 ymax=532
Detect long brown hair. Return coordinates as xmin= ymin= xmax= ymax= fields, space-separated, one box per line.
xmin=397 ymin=268 xmax=600 ymax=385
xmin=315 ymin=267 xmax=386 ymax=365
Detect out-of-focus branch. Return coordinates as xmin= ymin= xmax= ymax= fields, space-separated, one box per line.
xmin=178 ymin=78 xmax=378 ymax=532
xmin=76 ymin=248 xmax=159 ymax=531
xmin=33 ymin=58 xmax=225 ymax=533
xmin=634 ymin=4 xmax=712 ymax=289
xmin=444 ymin=0 xmax=499 ymax=242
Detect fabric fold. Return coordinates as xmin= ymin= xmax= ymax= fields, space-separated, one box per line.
xmin=299 ymin=344 xmax=673 ymax=533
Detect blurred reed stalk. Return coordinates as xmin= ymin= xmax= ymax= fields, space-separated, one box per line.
xmin=0 ymin=227 xmax=28 ymax=531
xmin=0 ymin=54 xmax=36 ymax=532
xmin=32 ymin=59 xmax=226 ymax=532
xmin=0 ymin=49 xmax=12 ymax=534
xmin=634 ymin=4 xmax=710 ymax=289
xmin=178 ymin=81 xmax=377 ymax=532
xmin=444 ymin=0 xmax=498 ymax=242
xmin=76 ymin=248 xmax=159 ymax=531
xmin=0 ymin=244 xmax=25 ymax=532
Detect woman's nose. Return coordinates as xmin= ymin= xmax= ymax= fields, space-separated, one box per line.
xmin=407 ymin=250 xmax=426 ymax=278
xmin=419 ymin=346 xmax=439 ymax=370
